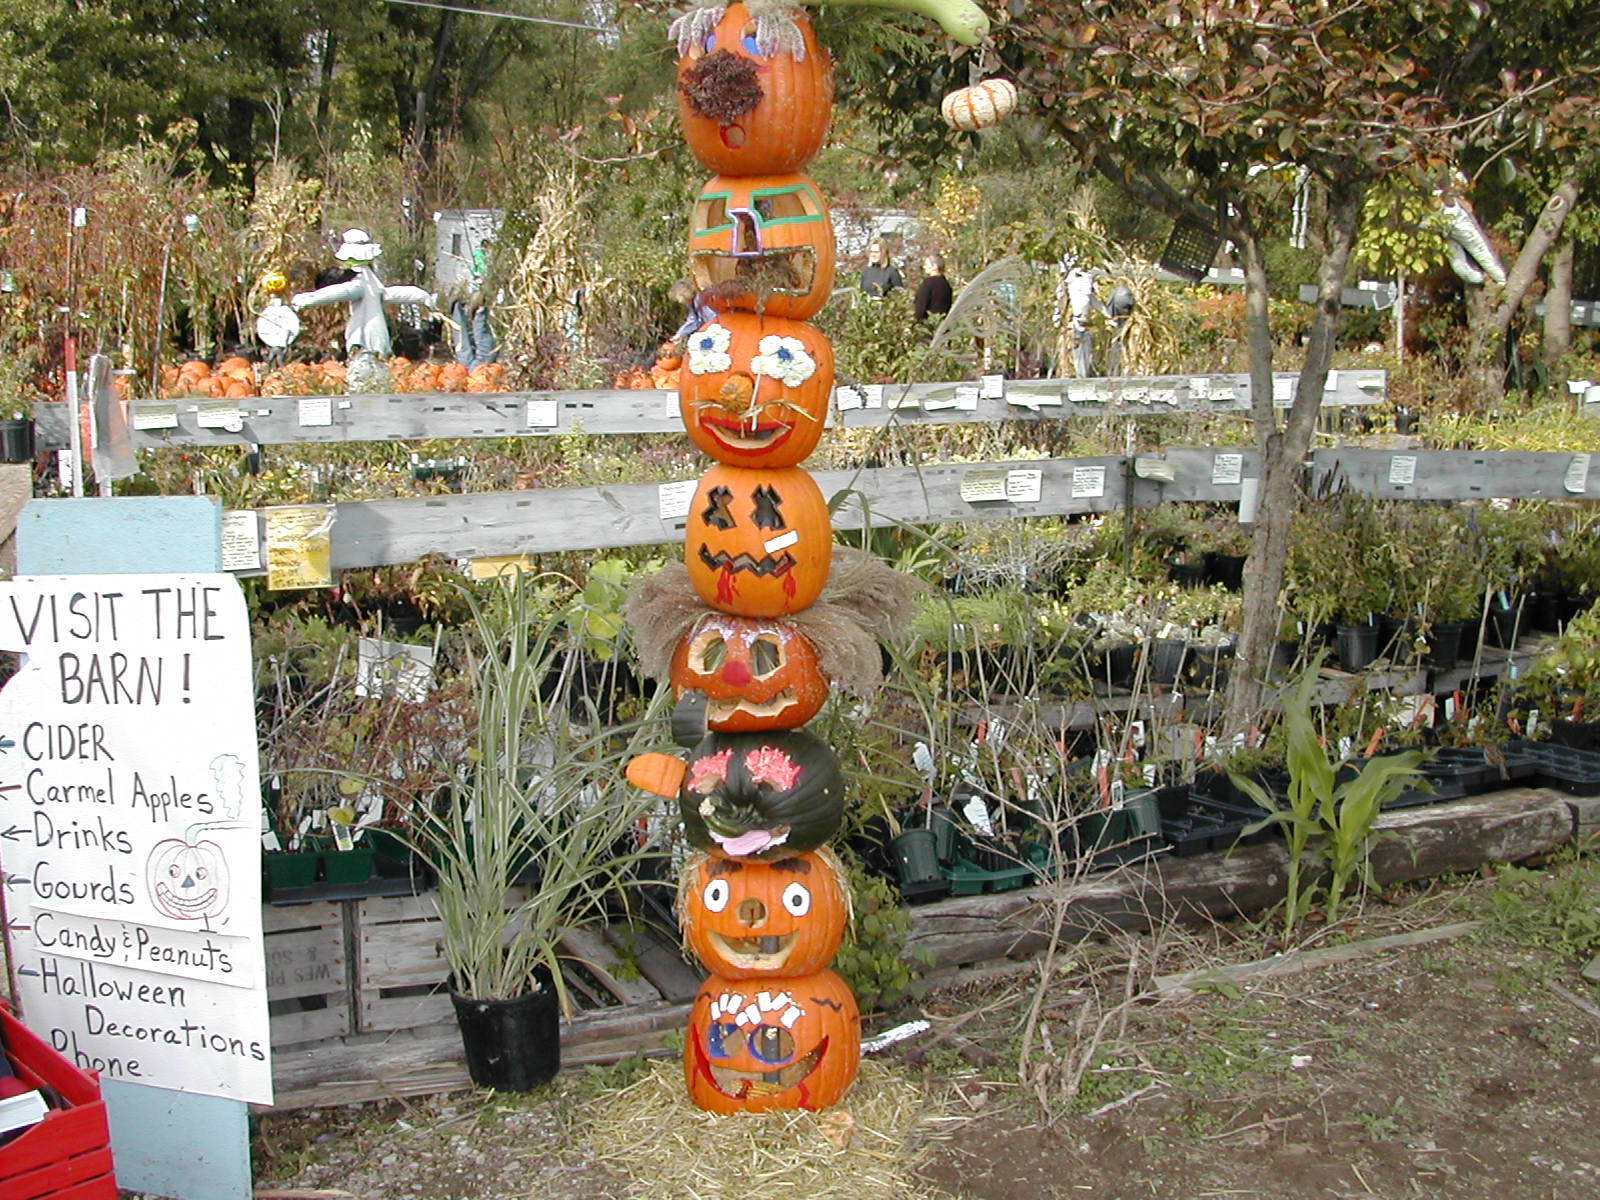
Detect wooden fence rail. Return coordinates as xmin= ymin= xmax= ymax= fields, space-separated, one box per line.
xmin=223 ymin=446 xmax=1599 ymax=573
xmin=31 ymin=369 xmax=1385 ymax=451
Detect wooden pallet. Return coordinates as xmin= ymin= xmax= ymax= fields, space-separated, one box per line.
xmin=264 ymin=902 xmax=350 ymax=1048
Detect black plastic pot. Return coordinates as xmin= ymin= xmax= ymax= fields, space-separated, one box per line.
xmin=1394 ymin=406 xmax=1418 ymax=434
xmin=1185 ymin=644 xmax=1233 ymax=692
xmin=1167 ymin=560 xmax=1206 ymax=588
xmin=1527 ymin=592 xmax=1565 ymax=634
xmin=1102 ymin=642 xmax=1138 ymax=690
xmin=1487 ymin=602 xmax=1521 ymax=649
xmin=1203 ymin=552 xmax=1247 ymax=592
xmin=0 ymin=419 xmax=34 ymax=463
xmin=1335 ymin=623 xmax=1380 ymax=672
xmin=1423 ymin=621 xmax=1465 ymax=671
xmin=1549 ymin=718 xmax=1600 ymax=753
xmin=451 ymin=967 xmax=560 ymax=1092
xmin=1147 ymin=638 xmax=1187 ymax=686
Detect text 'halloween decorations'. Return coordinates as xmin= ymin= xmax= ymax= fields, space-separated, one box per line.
xmin=623 ymin=0 xmax=985 ymax=1114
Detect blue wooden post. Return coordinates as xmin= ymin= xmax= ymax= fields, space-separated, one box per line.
xmin=17 ymin=495 xmax=253 ymax=1200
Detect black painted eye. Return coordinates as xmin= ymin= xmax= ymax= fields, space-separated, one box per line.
xmin=703 ymin=486 xmax=736 ymax=529
xmin=752 ymin=485 xmax=785 ymax=530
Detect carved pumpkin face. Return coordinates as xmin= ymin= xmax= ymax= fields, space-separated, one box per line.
xmin=679 ymin=314 xmax=833 ymax=468
xmin=670 ymin=612 xmax=829 ymax=732
xmin=685 ymin=967 xmax=860 ymax=1113
xmin=679 ymin=729 xmax=844 ymax=861
xmin=676 ymin=3 xmax=833 ymax=175
xmin=146 ymin=838 xmax=230 ymax=923
xmin=681 ymin=850 xmax=847 ymax=977
xmin=686 ymin=464 xmax=832 ymax=617
xmin=689 ymin=175 xmax=836 ymax=321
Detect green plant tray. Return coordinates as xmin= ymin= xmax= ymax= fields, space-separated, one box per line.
xmin=943 ymin=857 xmax=1037 ymax=896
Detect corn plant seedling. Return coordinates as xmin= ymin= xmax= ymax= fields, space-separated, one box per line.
xmin=1233 ymin=658 xmax=1426 ymax=935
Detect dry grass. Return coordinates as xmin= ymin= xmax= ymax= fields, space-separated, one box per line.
xmin=582 ymin=1058 xmax=962 ymax=1200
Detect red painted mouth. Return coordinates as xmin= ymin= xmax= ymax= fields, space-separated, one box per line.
xmin=699 ymin=415 xmax=796 ymax=455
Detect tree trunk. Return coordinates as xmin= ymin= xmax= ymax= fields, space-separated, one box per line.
xmin=1465 ymin=167 xmax=1586 ymax=408
xmin=1222 ymin=178 xmax=1366 ymax=737
xmin=1544 ymin=238 xmax=1575 ymax=389
xmin=315 ymin=30 xmax=338 ymax=139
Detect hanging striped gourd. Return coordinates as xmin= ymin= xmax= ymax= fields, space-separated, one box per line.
xmin=940 ymin=78 xmax=1018 ymax=131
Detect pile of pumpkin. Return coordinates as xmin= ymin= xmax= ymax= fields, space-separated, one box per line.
xmin=160 ymin=357 xmax=262 ymax=399
xmin=613 ymin=344 xmax=683 ymax=390
xmin=389 ymin=358 xmax=509 ymax=393
xmin=622 ymin=2 xmax=884 ymax=1118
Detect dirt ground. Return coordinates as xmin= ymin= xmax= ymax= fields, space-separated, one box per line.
xmin=250 ymin=853 xmax=1600 ymax=1200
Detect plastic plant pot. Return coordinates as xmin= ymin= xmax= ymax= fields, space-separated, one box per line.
xmin=1336 ymin=623 xmax=1380 ymax=672
xmin=450 ymin=966 xmax=560 ymax=1092
xmin=890 ymin=828 xmax=950 ymax=903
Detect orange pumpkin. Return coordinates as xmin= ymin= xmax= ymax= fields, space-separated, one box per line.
xmin=684 ymin=967 xmax=859 ymax=1113
xmin=670 ymin=612 xmax=828 ymax=731
xmin=686 ymin=464 xmax=832 ymax=617
xmin=688 ymin=174 xmax=836 ymax=321
xmin=678 ymin=313 xmax=833 ymax=468
xmin=681 ymin=850 xmax=847 ymax=978
xmin=676 ymin=2 xmax=833 ymax=175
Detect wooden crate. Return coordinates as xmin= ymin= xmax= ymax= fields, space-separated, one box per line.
xmin=264 ymin=902 xmax=351 ymax=1046
xmin=354 ymin=893 xmax=454 ymax=1034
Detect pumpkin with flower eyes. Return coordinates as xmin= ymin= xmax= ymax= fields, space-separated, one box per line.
xmin=688 ymin=174 xmax=836 ymax=321
xmin=686 ymin=464 xmax=832 ymax=617
xmin=679 ymin=313 xmax=833 ymax=469
xmin=670 ymin=612 xmax=829 ymax=732
xmin=674 ymin=2 xmax=833 ymax=175
xmin=679 ymin=728 xmax=844 ymax=861
xmin=684 ymin=967 xmax=860 ymax=1113
xmin=681 ymin=848 xmax=847 ymax=977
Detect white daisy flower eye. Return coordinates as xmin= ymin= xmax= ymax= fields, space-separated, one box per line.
xmin=687 ymin=322 xmax=734 ymax=375
xmin=750 ymin=335 xmax=816 ymax=387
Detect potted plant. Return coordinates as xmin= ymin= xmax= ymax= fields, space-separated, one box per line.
xmin=1509 ymin=605 xmax=1600 ymax=749
xmin=0 ymin=349 xmax=41 ymax=463
xmin=1286 ymin=494 xmax=1391 ymax=670
xmin=410 ymin=571 xmax=665 ymax=1092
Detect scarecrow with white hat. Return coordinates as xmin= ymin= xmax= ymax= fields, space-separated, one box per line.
xmin=290 ymin=228 xmax=437 ymax=359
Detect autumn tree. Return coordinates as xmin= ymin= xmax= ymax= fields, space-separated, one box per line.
xmin=987 ymin=0 xmax=1600 ymax=730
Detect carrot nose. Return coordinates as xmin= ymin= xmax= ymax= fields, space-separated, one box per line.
xmin=722 ymin=660 xmax=752 ymax=687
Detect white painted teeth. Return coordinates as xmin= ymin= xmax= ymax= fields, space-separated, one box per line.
xmin=709 ymin=990 xmax=803 ymax=1027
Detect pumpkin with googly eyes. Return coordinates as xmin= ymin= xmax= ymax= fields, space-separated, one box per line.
xmin=679 ymin=729 xmax=844 ymax=861
xmin=670 ymin=612 xmax=829 ymax=732
xmin=684 ymin=967 xmax=860 ymax=1113
xmin=674 ymin=2 xmax=833 ymax=175
xmin=679 ymin=313 xmax=833 ymax=468
xmin=686 ymin=464 xmax=832 ymax=618
xmin=681 ymin=848 xmax=847 ymax=978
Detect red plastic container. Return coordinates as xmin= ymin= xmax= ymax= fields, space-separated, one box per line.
xmin=0 ymin=1004 xmax=117 ymax=1200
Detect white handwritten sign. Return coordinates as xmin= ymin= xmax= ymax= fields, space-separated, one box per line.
xmin=0 ymin=575 xmax=271 ymax=1103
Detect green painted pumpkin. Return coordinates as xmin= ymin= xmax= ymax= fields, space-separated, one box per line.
xmin=679 ymin=729 xmax=843 ymax=861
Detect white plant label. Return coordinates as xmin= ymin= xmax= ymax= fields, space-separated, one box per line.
xmin=657 ymin=479 xmax=696 ymax=522
xmin=1071 ymin=466 xmax=1107 ymax=498
xmin=1388 ymin=456 xmax=1417 ymax=485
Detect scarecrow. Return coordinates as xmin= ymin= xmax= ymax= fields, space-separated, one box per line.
xmin=290 ymin=228 xmax=437 ymax=359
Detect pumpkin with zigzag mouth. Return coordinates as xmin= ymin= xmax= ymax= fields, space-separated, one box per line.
xmin=685 ymin=463 xmax=832 ymax=618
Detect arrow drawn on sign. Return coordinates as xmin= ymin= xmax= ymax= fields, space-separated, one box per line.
xmin=0 ymin=825 xmax=25 ymax=842
xmin=0 ymin=735 xmax=13 ymax=754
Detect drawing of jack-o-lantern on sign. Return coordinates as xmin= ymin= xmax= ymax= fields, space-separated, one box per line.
xmin=688 ymin=174 xmax=836 ymax=322
xmin=673 ymin=2 xmax=833 ymax=175
xmin=685 ymin=967 xmax=860 ymax=1114
xmin=678 ymin=312 xmax=833 ymax=468
xmin=686 ymin=463 xmax=832 ymax=617
xmin=146 ymin=837 xmax=230 ymax=926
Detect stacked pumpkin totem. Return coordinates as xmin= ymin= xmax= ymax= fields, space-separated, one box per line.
xmin=623 ymin=1 xmax=924 ymax=1114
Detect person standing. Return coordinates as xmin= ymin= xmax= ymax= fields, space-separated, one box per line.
xmin=914 ymin=253 xmax=953 ymax=321
xmin=860 ymin=240 xmax=904 ymax=297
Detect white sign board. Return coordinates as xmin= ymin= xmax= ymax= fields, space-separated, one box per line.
xmin=0 ymin=575 xmax=272 ymax=1104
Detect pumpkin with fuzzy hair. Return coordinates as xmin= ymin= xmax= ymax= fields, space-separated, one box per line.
xmin=670 ymin=611 xmax=829 ymax=732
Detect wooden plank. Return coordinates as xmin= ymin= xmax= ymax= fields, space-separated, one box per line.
xmin=357 ymin=914 xmax=447 ymax=990
xmin=269 ymin=1004 xmax=349 ymax=1047
xmin=264 ymin=927 xmax=347 ymax=1002
xmin=1313 ymin=449 xmax=1600 ymax=501
xmin=559 ymin=927 xmax=663 ymax=1006
xmin=1151 ymin=920 xmax=1484 ymax=1000
xmin=904 ymin=788 xmax=1576 ymax=969
xmin=262 ymin=901 xmax=343 ymax=935
xmin=605 ymin=923 xmax=704 ymax=1003
xmin=31 ymin=371 xmax=1383 ymax=451
xmin=1565 ymin=794 xmax=1600 ymax=841
xmin=360 ymin=990 xmax=453 ymax=1034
